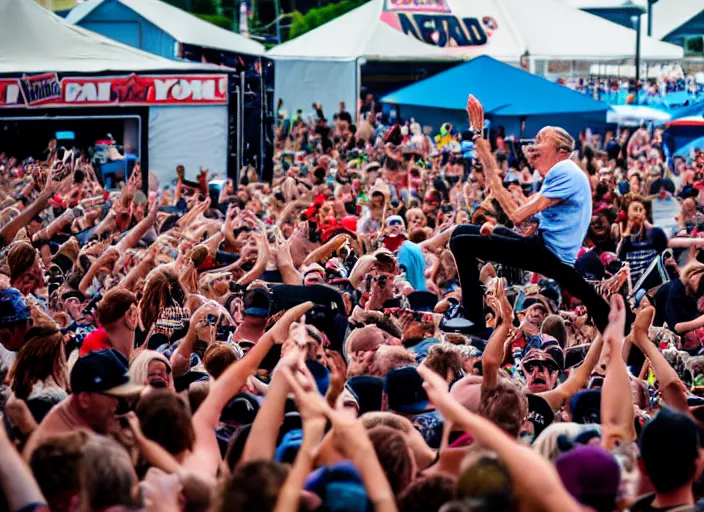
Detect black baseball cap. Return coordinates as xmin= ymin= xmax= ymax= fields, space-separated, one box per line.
xmin=244 ymin=287 xmax=272 ymax=317
xmin=384 ymin=366 xmax=431 ymax=415
xmin=70 ymin=349 xmax=143 ymax=396
xmin=407 ymin=291 xmax=439 ymax=312
xmin=346 ymin=376 xmax=384 ymax=415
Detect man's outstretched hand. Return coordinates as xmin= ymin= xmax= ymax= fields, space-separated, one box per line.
xmin=466 ymin=94 xmax=485 ymax=134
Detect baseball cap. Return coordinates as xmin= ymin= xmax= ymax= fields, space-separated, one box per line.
xmin=556 ymin=445 xmax=620 ymax=509
xmin=304 ymin=461 xmax=368 ymax=512
xmin=386 ymin=215 xmax=405 ymax=228
xmin=306 ymin=360 xmax=330 ymax=396
xmin=345 ymin=376 xmax=383 ymax=415
xmin=522 ymin=347 xmax=563 ymax=374
xmin=570 ymin=389 xmax=602 ymax=425
xmin=243 ymin=287 xmax=272 ymax=317
xmin=0 ymin=288 xmax=30 ymax=324
xmin=220 ymin=392 xmax=262 ymax=426
xmin=70 ymin=349 xmax=143 ymax=396
xmin=407 ymin=291 xmax=439 ymax=312
xmin=524 ymin=334 xmax=564 ymax=370
xmin=384 ymin=366 xmax=431 ymax=415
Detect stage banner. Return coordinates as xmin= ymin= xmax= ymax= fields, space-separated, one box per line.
xmin=0 ymin=73 xmax=228 ymax=108
xmin=381 ymin=0 xmax=499 ymax=49
xmin=385 ymin=0 xmax=451 ymax=13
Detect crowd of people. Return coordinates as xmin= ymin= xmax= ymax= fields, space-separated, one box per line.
xmin=0 ymin=92 xmax=704 ymax=512
xmin=559 ymin=68 xmax=703 ymax=106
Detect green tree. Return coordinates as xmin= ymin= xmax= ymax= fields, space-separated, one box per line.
xmin=191 ymin=0 xmax=217 ymax=14
xmin=287 ymin=0 xmax=367 ymax=40
xmin=194 ymin=13 xmax=234 ymax=29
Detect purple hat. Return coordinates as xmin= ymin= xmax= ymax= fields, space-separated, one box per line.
xmin=556 ymin=445 xmax=620 ymax=508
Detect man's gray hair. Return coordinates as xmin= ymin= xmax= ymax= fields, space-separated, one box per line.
xmin=545 ymin=126 xmax=575 ymax=153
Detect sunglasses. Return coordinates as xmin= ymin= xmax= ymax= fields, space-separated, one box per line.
xmin=523 ymin=360 xmax=557 ymax=373
xmin=387 ymin=219 xmax=403 ymax=227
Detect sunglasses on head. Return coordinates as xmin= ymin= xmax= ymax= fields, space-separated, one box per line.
xmin=523 ymin=360 xmax=557 ymax=373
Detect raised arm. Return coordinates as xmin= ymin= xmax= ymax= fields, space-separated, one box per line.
xmin=240 ymin=369 xmax=291 ymax=464
xmin=237 ymin=231 xmax=271 ymax=286
xmin=482 ymin=280 xmax=512 ymax=391
xmin=274 ymin=364 xmax=328 ymax=512
xmin=0 ymin=414 xmax=47 ymax=512
xmin=182 ymin=302 xmax=313 ymax=479
xmin=78 ymin=246 xmax=120 ymax=294
xmin=116 ymin=200 xmax=158 ymax=252
xmin=466 ymin=95 xmax=559 ymax=226
xmin=302 ymin=234 xmax=350 ymax=267
xmin=600 ymin=295 xmax=637 ymax=450
xmin=632 ymin=306 xmax=688 ymax=412
xmin=273 ymin=239 xmax=302 ymax=285
xmin=674 ymin=313 xmax=704 ymax=335
xmin=0 ymin=173 xmax=69 ymax=246
xmin=32 ymin=210 xmax=74 ymax=244
xmin=418 ymin=365 xmax=582 ymax=512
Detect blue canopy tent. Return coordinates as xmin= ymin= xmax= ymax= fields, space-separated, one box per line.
xmin=381 ymin=56 xmax=610 ymax=138
xmin=674 ymin=136 xmax=704 ymax=158
xmin=664 ymin=100 xmax=704 ymax=157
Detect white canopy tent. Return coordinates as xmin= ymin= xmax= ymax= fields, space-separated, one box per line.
xmin=606 ymin=105 xmax=672 ymax=126
xmin=560 ymin=0 xmax=647 ymax=10
xmin=268 ymin=0 xmax=683 ymax=117
xmin=65 ymin=0 xmax=265 ymax=57
xmin=0 ymin=0 xmax=219 ymax=72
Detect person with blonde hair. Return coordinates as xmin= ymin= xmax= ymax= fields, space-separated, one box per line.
xmin=128 ymin=350 xmax=174 ymax=390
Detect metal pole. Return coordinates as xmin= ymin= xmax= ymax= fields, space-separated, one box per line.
xmin=635 ymin=14 xmax=641 ymax=105
xmin=647 ymin=0 xmax=655 ymax=37
xmin=275 ymin=0 xmax=282 ymax=44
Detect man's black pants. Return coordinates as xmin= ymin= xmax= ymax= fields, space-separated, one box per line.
xmin=450 ymin=225 xmax=610 ymax=333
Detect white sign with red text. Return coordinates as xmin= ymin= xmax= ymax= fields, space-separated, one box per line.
xmin=0 ymin=74 xmax=228 ymax=108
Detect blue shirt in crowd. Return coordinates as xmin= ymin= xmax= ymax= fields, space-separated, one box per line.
xmin=537 ymin=159 xmax=592 ymax=265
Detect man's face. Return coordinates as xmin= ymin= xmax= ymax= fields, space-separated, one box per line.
xmin=529 ymin=129 xmax=562 ymax=173
xmin=81 ymin=392 xmax=119 ymax=434
xmin=14 ymin=257 xmax=45 ymax=296
xmin=407 ymin=211 xmax=425 ymax=231
xmin=524 ymin=362 xmax=559 ymax=393
xmin=386 ymin=219 xmax=404 ymax=237
xmin=64 ymin=297 xmax=85 ymax=321
xmin=303 ymin=266 xmax=325 ymax=286
xmin=147 ymin=360 xmax=171 ymax=389
xmin=524 ymin=304 xmax=548 ymax=328
xmin=371 ymin=193 xmax=384 ymax=208
xmin=423 ymin=194 xmax=439 ymax=214
xmin=590 ymin=213 xmax=609 ymax=237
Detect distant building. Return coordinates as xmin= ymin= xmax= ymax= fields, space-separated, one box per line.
xmin=65 ymin=0 xmax=264 ymax=59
